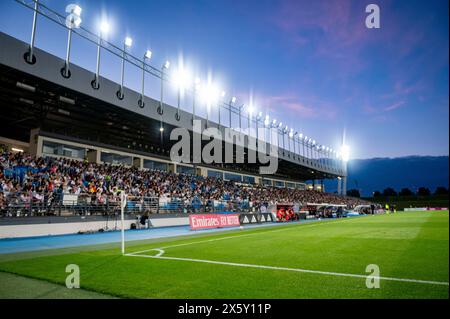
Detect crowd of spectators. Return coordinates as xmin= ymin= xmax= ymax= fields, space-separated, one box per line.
xmin=0 ymin=147 xmax=372 ymax=216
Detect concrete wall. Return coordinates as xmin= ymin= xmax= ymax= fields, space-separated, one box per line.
xmin=0 ymin=216 xmax=190 ymax=239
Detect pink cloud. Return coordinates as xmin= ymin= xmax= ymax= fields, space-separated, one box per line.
xmin=384 ymin=101 xmax=406 ymax=112
xmin=261 ymin=93 xmax=338 ymax=120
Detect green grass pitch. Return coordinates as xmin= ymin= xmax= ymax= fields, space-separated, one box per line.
xmin=0 ymin=211 xmax=448 ymax=298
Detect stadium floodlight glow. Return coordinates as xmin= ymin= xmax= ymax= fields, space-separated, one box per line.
xmin=117 ymin=36 xmax=132 ymax=99
xmin=341 ymin=144 xmax=350 ymax=162
xmin=231 ymin=96 xmax=237 ymax=104
xmin=93 ymin=20 xmax=110 ymax=89
xmin=124 ymin=37 xmax=133 ymax=47
xmin=100 ymin=21 xmax=110 ymax=34
xmin=158 ymin=61 xmax=170 ymax=115
xmin=138 ymin=49 xmax=152 ymax=108
xmin=289 ymin=129 xmax=294 ymax=138
xmin=264 ymin=115 xmax=270 ymax=127
xmin=278 ymin=122 xmax=283 ymax=128
xmin=62 ymin=4 xmax=82 ymax=78
xmin=200 ymin=79 xmax=220 ymax=127
xmin=192 ymin=77 xmax=201 ymax=123
xmin=174 ymin=65 xmax=192 ymax=120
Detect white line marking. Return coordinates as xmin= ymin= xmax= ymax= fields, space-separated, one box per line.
xmin=129 ymin=218 xmax=357 ymax=256
xmin=126 ymin=253 xmax=449 ymax=286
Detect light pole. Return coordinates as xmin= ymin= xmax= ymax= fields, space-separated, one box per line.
xmin=229 ymin=96 xmax=236 ymax=128
xmin=256 ymin=112 xmax=262 ymax=145
xmin=117 ymin=37 xmax=132 ymax=99
xmin=192 ymin=78 xmax=200 ymax=123
xmin=282 ymin=125 xmax=288 ymax=151
xmin=219 ymin=91 xmax=225 ymax=127
xmin=158 ymin=61 xmax=170 ymax=115
xmin=62 ymin=4 xmax=82 ymax=78
xmin=277 ymin=122 xmax=283 ymax=147
xmin=138 ymin=50 xmax=152 ymax=108
xmin=293 ymin=132 xmax=298 ymax=155
xmin=92 ymin=21 xmax=109 ymax=89
xmin=312 ymin=140 xmax=316 ymax=165
xmin=247 ymin=105 xmax=254 ymax=136
xmin=264 ymin=115 xmax=270 ymax=142
xmin=26 ymin=0 xmax=39 ymax=64
xmin=238 ymin=104 xmax=246 ymax=132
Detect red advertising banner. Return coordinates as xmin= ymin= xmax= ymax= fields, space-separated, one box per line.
xmin=189 ymin=214 xmax=240 ymax=230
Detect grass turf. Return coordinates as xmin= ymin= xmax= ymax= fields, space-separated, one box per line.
xmin=0 ymin=211 xmax=448 ymax=299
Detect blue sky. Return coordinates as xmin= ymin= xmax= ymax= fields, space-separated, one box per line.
xmin=0 ymin=0 xmax=448 ymax=159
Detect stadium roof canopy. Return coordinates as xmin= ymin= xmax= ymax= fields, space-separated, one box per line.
xmin=0 ymin=31 xmax=344 ymax=182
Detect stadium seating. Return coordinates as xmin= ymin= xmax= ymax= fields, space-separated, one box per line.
xmin=0 ymin=149 xmax=372 ymax=216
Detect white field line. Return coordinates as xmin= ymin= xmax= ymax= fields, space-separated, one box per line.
xmin=124 ymin=252 xmax=449 ymax=286
xmin=129 ymin=217 xmax=357 ymax=256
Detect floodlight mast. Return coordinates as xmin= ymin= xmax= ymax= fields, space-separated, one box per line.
xmin=117 ymin=37 xmax=132 ymax=99
xmin=92 ymin=21 xmax=109 ymax=89
xmin=192 ymin=78 xmax=200 ymax=123
xmin=139 ymin=50 xmax=151 ymax=107
xmin=158 ymin=61 xmax=170 ymax=115
xmin=63 ymin=4 xmax=82 ymax=78
xmin=27 ymin=0 xmax=39 ymax=64
xmin=229 ymin=96 xmax=236 ymax=128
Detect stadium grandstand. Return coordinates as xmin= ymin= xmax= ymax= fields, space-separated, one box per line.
xmin=0 ymin=0 xmax=373 ymax=238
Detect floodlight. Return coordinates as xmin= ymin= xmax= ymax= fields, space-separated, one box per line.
xmin=173 ymin=67 xmax=191 ymax=90
xmin=100 ymin=21 xmax=110 ymax=35
xmin=341 ymin=144 xmax=350 ymax=162
xmin=163 ymin=61 xmax=170 ymax=69
xmin=145 ymin=50 xmax=152 ymax=59
xmin=231 ymin=96 xmax=237 ymax=104
xmin=124 ymin=37 xmax=133 ymax=47
xmin=299 ymin=133 xmax=303 ymax=138
xmin=248 ymin=105 xmax=254 ymax=115
xmin=72 ymin=4 xmax=82 ymax=16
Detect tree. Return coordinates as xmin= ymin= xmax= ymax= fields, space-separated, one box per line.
xmin=417 ymin=187 xmax=431 ymax=196
xmin=434 ymin=186 xmax=448 ymax=195
xmin=383 ymin=187 xmax=397 ymax=197
xmin=399 ymin=188 xmax=413 ymax=196
xmin=373 ymin=190 xmax=381 ymax=197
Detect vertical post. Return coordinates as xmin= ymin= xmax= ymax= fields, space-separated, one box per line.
xmin=218 ymin=104 xmax=221 ymax=127
xmin=192 ymin=91 xmax=196 ymax=123
xmin=94 ymin=35 xmax=101 ymax=87
xmin=63 ymin=28 xmax=73 ymax=77
xmin=120 ymin=191 xmax=126 ymax=254
xmin=28 ymin=0 xmax=39 ymax=63
xmin=159 ymin=71 xmax=164 ymax=113
xmin=228 ymin=104 xmax=232 ymax=128
xmin=119 ymin=45 xmax=126 ymax=98
xmin=140 ymin=57 xmax=146 ymax=105
xmin=238 ymin=107 xmax=242 ymax=131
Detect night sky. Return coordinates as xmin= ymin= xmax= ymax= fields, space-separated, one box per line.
xmin=0 ymin=0 xmax=448 ymax=159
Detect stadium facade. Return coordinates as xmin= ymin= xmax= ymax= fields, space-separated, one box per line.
xmin=0 ymin=1 xmax=348 ymax=194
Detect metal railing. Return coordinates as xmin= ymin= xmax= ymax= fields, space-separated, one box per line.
xmin=0 ymin=192 xmax=159 ymax=217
